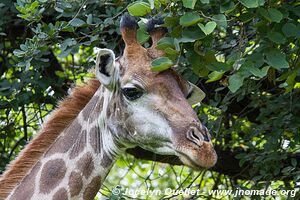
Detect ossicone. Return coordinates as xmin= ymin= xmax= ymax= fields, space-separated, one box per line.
xmin=147 ymin=16 xmax=167 ymax=58
xmin=120 ymin=13 xmax=139 ymax=47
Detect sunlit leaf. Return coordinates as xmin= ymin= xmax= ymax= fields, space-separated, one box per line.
xmin=206 ymin=71 xmax=224 ymax=83
xmin=198 ymin=21 xmax=217 ymax=35
xmin=151 ymin=57 xmax=173 ymax=71
xmin=128 ymin=2 xmax=151 ymax=16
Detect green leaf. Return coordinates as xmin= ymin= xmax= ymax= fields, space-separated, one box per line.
xmin=206 ymin=71 xmax=224 ymax=83
xmin=239 ymin=0 xmax=258 ymax=8
xmin=37 ymin=32 xmax=48 ymax=39
xmin=239 ymin=158 xmax=247 ymax=167
xmin=228 ymin=74 xmax=244 ymax=93
xmin=282 ymin=166 xmax=294 ymax=174
xmin=151 ymin=57 xmax=173 ymax=71
xmin=181 ymin=26 xmax=206 ymax=42
xmin=180 ymin=12 xmax=201 ymax=26
xmin=282 ymin=23 xmax=300 ymax=38
xmin=235 ymin=153 xmax=247 ymax=159
xmin=267 ymin=31 xmax=286 ymax=44
xmin=164 ymin=47 xmax=179 ymax=55
xmin=165 ymin=16 xmax=180 ymax=27
xmin=258 ymin=0 xmax=265 ymax=6
xmin=156 ymin=37 xmax=175 ymax=50
xmin=291 ymin=158 xmax=297 ymax=167
xmin=87 ymin=14 xmax=93 ymax=25
xmin=20 ymin=44 xmax=28 ymax=51
xmin=239 ymin=12 xmax=254 ymax=23
xmin=265 ymin=49 xmax=289 ymax=70
xmin=128 ymin=2 xmax=151 ymax=16
xmin=249 ymin=66 xmax=270 ymax=78
xmin=182 ymin=0 xmax=197 ymax=9
xmin=54 ymin=6 xmax=63 ymax=13
xmin=289 ymin=5 xmax=300 ymax=16
xmin=188 ymin=82 xmax=206 ymax=105
xmin=198 ymin=21 xmax=217 ymax=35
xmin=206 ymin=61 xmax=231 ymax=72
xmin=186 ymin=51 xmax=209 ymax=77
xmin=259 ymin=8 xmax=283 ymax=23
xmin=55 ymin=70 xmax=65 ymax=78
xmin=249 ymin=52 xmax=264 ymax=68
xmin=268 ymin=8 xmax=283 ymax=23
xmin=70 ymin=18 xmax=86 ymax=27
xmin=136 ymin=20 xmax=150 ymax=44
xmin=220 ymin=2 xmax=235 ymax=13
xmin=200 ymin=0 xmax=209 ymax=3
xmin=284 ymin=71 xmax=297 ymax=92
xmin=58 ymin=48 xmax=72 ymax=58
xmin=29 ymin=1 xmax=39 ymax=10
xmin=60 ymin=38 xmax=76 ymax=51
xmin=212 ymin=14 xmax=227 ymax=30
xmin=13 ymin=49 xmax=25 ymax=57
xmin=258 ymin=8 xmax=271 ymax=21
xmin=148 ymin=0 xmax=155 ymax=9
xmin=137 ymin=29 xmax=150 ymax=44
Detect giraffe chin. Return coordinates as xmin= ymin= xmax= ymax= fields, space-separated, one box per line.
xmin=175 ymin=142 xmax=217 ymax=169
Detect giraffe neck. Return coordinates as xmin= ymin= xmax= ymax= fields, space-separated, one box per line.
xmin=7 ymin=86 xmax=123 ymax=200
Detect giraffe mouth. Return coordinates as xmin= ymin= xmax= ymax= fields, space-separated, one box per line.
xmin=175 ymin=142 xmax=217 ymax=169
xmin=176 ymin=151 xmax=202 ymax=169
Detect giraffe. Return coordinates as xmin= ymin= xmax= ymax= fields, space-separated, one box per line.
xmin=0 ymin=14 xmax=217 ymax=200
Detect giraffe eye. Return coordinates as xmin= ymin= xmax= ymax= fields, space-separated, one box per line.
xmin=122 ymin=87 xmax=144 ymax=101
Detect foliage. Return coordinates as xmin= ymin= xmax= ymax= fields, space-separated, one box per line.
xmin=0 ymin=0 xmax=300 ymax=199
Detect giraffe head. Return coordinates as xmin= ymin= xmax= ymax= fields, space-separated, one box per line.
xmin=95 ymin=13 xmax=217 ymax=169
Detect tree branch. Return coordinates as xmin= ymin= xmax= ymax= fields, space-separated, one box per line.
xmin=126 ymin=145 xmax=300 ymax=181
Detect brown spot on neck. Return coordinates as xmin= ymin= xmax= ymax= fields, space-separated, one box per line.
xmin=69 ymin=130 xmax=87 ymax=159
xmin=101 ymin=152 xmax=113 ymax=168
xmin=76 ymin=152 xmax=94 ymax=179
xmin=53 ymin=188 xmax=68 ymax=200
xmin=69 ymin=171 xmax=83 ymax=197
xmin=39 ymin=159 xmax=67 ymax=194
xmin=83 ymin=176 xmax=101 ymax=200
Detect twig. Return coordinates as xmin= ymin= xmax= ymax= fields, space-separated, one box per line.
xmin=8 ymin=137 xmax=26 ymax=159
xmin=21 ymin=106 xmax=28 ymax=140
xmin=66 ymin=0 xmax=88 ymax=28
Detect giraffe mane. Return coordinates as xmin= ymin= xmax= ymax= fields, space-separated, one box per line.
xmin=0 ymin=79 xmax=100 ymax=199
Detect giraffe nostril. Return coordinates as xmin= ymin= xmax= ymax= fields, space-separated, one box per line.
xmin=190 ymin=129 xmax=200 ymax=141
xmin=186 ymin=127 xmax=204 ymax=147
xmin=186 ymin=126 xmax=211 ymax=147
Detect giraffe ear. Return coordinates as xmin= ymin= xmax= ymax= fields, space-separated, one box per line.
xmin=187 ymin=82 xmax=206 ymax=106
xmin=95 ymin=48 xmax=119 ymax=89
